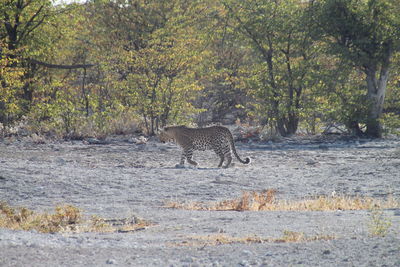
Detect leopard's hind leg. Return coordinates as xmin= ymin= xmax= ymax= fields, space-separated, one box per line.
xmin=222 ymin=145 xmax=232 ymax=168
xmin=184 ymin=148 xmax=198 ymax=166
xmin=214 ymin=148 xmax=224 ymax=168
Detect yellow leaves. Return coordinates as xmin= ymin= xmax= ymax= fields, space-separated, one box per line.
xmin=0 ymin=43 xmax=25 ymax=121
xmin=122 ymin=17 xmax=207 ymax=126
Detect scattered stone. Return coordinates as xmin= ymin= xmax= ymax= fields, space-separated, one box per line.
xmin=182 ymin=257 xmax=194 ymax=263
xmin=239 ymin=259 xmax=250 ymax=267
xmin=318 ymin=144 xmax=329 ymax=150
xmin=28 ymin=157 xmax=38 ymax=162
xmin=322 ymin=250 xmax=331 ymax=255
xmin=132 ymin=136 xmax=148 ymax=144
xmin=306 ymin=160 xmax=319 ymax=166
xmin=106 ymin=259 xmax=117 ymax=265
xmin=175 ymin=164 xmax=185 ymax=168
xmin=54 ymin=158 xmax=66 ymax=165
xmin=241 ymin=250 xmax=252 ymax=256
xmin=85 ymin=138 xmax=108 ymax=145
xmin=1 ymin=135 xmax=399 ymax=266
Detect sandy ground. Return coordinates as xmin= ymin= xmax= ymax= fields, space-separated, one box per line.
xmin=0 ymin=135 xmax=400 ymax=266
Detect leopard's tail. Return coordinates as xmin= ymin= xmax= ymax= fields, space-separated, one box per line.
xmin=228 ymin=132 xmax=251 ymax=164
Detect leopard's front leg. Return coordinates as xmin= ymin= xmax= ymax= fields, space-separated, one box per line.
xmin=179 ymin=153 xmax=186 ymax=165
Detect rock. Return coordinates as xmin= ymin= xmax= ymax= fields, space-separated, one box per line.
xmin=85 ymin=138 xmax=108 ymax=145
xmin=55 ymin=158 xmax=66 ymax=165
xmin=132 ymin=136 xmax=148 ymax=144
xmin=106 ymin=259 xmax=117 ymax=265
xmin=175 ymin=164 xmax=185 ymax=168
xmin=239 ymin=259 xmax=250 ymax=266
xmin=322 ymin=250 xmax=331 ymax=255
xmin=318 ymin=144 xmax=329 ymax=150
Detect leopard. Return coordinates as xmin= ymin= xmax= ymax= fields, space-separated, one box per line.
xmin=158 ymin=125 xmax=251 ymax=168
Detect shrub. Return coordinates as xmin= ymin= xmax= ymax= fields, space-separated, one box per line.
xmin=368 ymin=209 xmax=393 ymax=237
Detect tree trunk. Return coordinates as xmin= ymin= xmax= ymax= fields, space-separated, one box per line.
xmin=286 ymin=112 xmax=299 ymax=135
xmin=276 ymin=118 xmax=287 ymax=137
xmin=364 ymin=65 xmax=390 ymax=138
xmin=347 ymin=120 xmax=364 ymax=137
xmin=276 ymin=113 xmax=299 ymax=137
xmin=275 ymin=86 xmax=301 ymax=137
xmin=363 ymin=42 xmax=392 ymax=138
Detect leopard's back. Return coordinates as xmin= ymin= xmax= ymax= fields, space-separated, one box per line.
xmin=185 ymin=126 xmax=231 ymax=151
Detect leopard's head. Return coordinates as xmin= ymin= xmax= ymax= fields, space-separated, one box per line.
xmin=158 ymin=125 xmax=186 ymax=143
xmin=158 ymin=127 xmax=173 ymax=143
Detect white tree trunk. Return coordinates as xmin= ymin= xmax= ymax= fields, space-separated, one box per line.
xmin=364 ymin=43 xmax=392 ymax=138
xmin=365 ymin=64 xmax=389 ymax=138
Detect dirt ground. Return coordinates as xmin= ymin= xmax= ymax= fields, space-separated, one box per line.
xmin=1 ymin=134 xmax=400 ymax=266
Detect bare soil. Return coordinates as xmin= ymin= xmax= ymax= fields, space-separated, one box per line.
xmin=1 ymin=135 xmax=400 ymax=266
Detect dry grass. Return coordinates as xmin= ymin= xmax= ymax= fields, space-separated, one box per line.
xmin=165 ymin=189 xmax=400 ymax=212
xmin=0 ymin=202 xmax=151 ymax=233
xmin=176 ymin=234 xmax=264 ymax=247
xmin=275 ymin=230 xmax=335 ymax=243
xmin=174 ymin=231 xmax=336 ymax=247
xmin=90 ymin=216 xmax=151 ymax=233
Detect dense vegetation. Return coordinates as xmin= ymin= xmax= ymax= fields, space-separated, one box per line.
xmin=1 ymin=0 xmax=399 ymax=138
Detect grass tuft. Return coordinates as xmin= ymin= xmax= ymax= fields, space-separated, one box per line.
xmin=165 ymin=190 xmax=400 ymax=212
xmin=274 ymin=230 xmax=335 ymax=243
xmin=0 ymin=203 xmax=82 ymax=233
xmin=368 ymin=209 xmax=393 ymax=237
xmin=174 ymin=231 xmax=336 ymax=247
xmin=0 ymin=202 xmax=151 ymax=233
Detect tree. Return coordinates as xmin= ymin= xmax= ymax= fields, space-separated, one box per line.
xmin=0 ymin=0 xmax=89 ymax=126
xmin=223 ymin=0 xmax=316 ymax=136
xmin=126 ymin=28 xmax=205 ymax=135
xmin=1 ymin=0 xmax=53 ymax=108
xmin=73 ymin=0 xmax=211 ymax=135
xmin=0 ymin=41 xmax=24 ymax=128
xmin=310 ymin=0 xmax=400 ymax=137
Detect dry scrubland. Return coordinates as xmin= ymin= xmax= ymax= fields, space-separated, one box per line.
xmin=1 ymin=134 xmax=400 ymax=266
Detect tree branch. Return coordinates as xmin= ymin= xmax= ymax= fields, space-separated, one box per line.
xmin=29 ymin=58 xmax=95 ymax=69
xmin=17 ymin=5 xmax=45 ymax=43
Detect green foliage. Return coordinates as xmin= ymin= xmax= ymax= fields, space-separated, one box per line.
xmin=309 ymin=0 xmax=400 ymax=137
xmin=0 ymin=42 xmax=24 ymax=129
xmin=0 ymin=0 xmax=400 ymax=138
xmin=76 ymin=0 xmax=209 ymax=135
xmin=368 ymin=209 xmax=392 ymax=237
xmin=0 ymin=0 xmax=69 ymax=127
xmin=381 ymin=113 xmax=400 ymax=135
xmin=383 ymin=53 xmax=400 ymax=135
xmin=125 ymin=18 xmax=206 ymax=134
xmin=311 ymin=0 xmax=400 ymax=67
xmin=223 ymin=0 xmax=318 ymax=136
xmin=312 ymin=56 xmax=371 ymax=134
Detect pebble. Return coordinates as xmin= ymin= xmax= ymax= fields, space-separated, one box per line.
xmin=322 ymin=250 xmax=331 ymax=255
xmin=106 ymin=259 xmax=117 ymax=264
xmin=55 ymin=158 xmax=66 ymax=165
xmin=241 ymin=250 xmax=252 ymax=256
xmin=239 ymin=259 xmax=250 ymax=266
